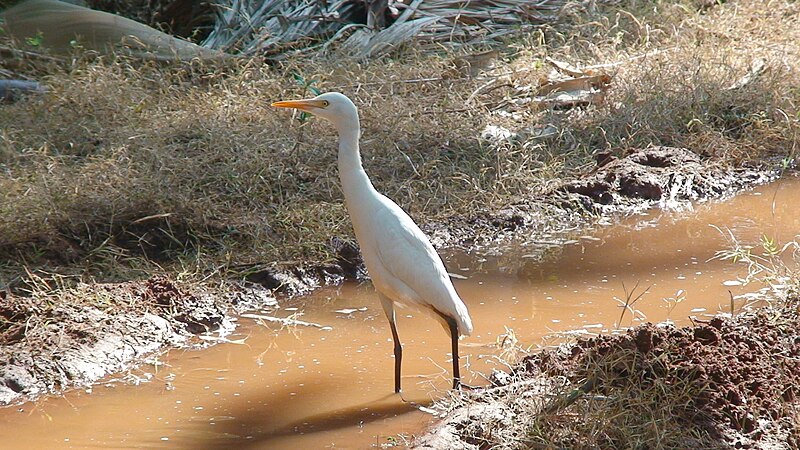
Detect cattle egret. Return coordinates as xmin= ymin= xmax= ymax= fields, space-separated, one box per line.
xmin=272 ymin=92 xmax=473 ymax=392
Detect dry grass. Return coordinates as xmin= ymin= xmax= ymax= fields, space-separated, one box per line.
xmin=0 ymin=54 xmax=493 ymax=283
xmin=502 ymin=0 xmax=800 ymax=158
xmin=1 ymin=0 xmax=799 ymax=291
xmin=521 ymin=345 xmax=726 ymax=449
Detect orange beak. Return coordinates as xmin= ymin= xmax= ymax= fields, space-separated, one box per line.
xmin=271 ymin=98 xmax=326 ymax=113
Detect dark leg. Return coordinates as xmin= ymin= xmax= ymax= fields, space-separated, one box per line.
xmin=389 ymin=319 xmax=403 ymax=393
xmin=447 ymin=318 xmax=461 ymax=390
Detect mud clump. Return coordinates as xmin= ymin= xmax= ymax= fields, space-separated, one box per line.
xmin=242 ymin=237 xmax=369 ymax=296
xmin=144 ymin=276 xmax=224 ymax=334
xmin=557 ymin=147 xmax=776 ymax=213
xmin=0 ymin=297 xmax=31 ymax=345
xmin=418 ymin=307 xmax=800 ymax=449
xmin=329 ymin=236 xmax=368 ymax=280
xmin=569 ymin=314 xmax=800 ymax=439
xmin=424 ymin=147 xmax=776 ymax=257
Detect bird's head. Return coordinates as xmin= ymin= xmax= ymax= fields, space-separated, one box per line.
xmin=272 ymin=92 xmax=359 ymax=134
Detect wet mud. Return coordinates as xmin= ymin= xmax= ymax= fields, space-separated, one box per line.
xmin=0 ymin=277 xmax=270 ymax=406
xmin=0 ymin=147 xmax=784 ymax=408
xmin=417 ymin=306 xmax=800 ymax=449
xmin=558 ymin=146 xmax=775 ymax=211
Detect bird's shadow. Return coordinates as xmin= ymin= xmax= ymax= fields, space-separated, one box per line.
xmin=190 ymin=374 xmax=433 ymax=450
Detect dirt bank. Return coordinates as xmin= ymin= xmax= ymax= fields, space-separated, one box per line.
xmin=416 ymin=304 xmax=800 ymax=449
xmin=556 ymin=146 xmax=776 ymax=213
xmin=0 ymin=276 xmax=271 ymax=405
xmin=0 ymin=145 xmax=782 ymax=406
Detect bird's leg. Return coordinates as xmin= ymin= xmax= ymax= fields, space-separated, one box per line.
xmin=447 ymin=317 xmax=461 ymax=390
xmin=389 ymin=319 xmax=403 ymax=393
xmin=379 ymin=294 xmax=403 ymax=394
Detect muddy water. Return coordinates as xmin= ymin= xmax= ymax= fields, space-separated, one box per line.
xmin=2 ymin=177 xmax=799 ymax=449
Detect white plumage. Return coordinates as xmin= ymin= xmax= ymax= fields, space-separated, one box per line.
xmin=272 ymin=92 xmax=472 ymax=392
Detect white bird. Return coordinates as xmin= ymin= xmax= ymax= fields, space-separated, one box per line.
xmin=272 ymin=92 xmax=473 ymax=392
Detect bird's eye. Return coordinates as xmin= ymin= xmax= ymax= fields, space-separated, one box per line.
xmin=322 ymin=100 xmax=329 ymax=107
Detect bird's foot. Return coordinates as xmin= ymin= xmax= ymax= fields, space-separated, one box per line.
xmin=397 ymin=391 xmax=415 ymax=404
xmin=455 ymin=382 xmax=480 ymax=391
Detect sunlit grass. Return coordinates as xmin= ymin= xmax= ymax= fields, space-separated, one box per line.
xmin=1 ymin=0 xmax=798 ymax=292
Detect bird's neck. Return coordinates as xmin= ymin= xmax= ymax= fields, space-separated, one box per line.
xmin=337 ymin=124 xmax=376 ymax=204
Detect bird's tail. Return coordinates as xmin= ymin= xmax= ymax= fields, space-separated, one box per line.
xmin=431 ymin=290 xmax=473 ymax=337
xmin=453 ymin=295 xmax=473 ymax=337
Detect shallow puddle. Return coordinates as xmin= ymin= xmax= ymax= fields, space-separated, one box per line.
xmin=2 ymin=177 xmax=799 ymax=449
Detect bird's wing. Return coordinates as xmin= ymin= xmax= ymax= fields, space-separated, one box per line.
xmin=372 ymin=197 xmax=455 ymax=309
xmin=368 ymin=195 xmax=473 ymax=336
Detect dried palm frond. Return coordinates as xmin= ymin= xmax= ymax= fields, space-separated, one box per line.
xmin=203 ymin=0 xmax=568 ymax=58
xmin=202 ymin=0 xmax=356 ymax=55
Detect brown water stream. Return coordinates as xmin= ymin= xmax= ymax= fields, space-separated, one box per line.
xmin=2 ymin=177 xmax=799 ymax=449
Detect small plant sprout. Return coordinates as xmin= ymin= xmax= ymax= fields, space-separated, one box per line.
xmin=614 ymin=280 xmax=650 ymax=328
xmin=662 ymin=289 xmax=686 ymax=325
xmin=712 ymin=226 xmax=799 ymax=287
xmin=290 ymin=73 xmax=322 ymax=123
xmin=761 ymin=234 xmax=779 ymax=256
xmin=496 ymin=326 xmax=521 ymax=362
xmin=25 ymin=31 xmax=44 ymax=47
